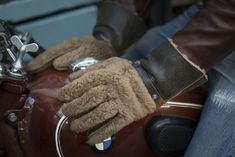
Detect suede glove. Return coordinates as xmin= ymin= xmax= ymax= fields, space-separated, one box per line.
xmin=25 ymin=36 xmax=115 ymax=73
xmin=59 ymin=57 xmax=157 ymax=145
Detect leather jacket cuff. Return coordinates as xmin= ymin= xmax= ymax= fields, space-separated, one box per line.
xmin=141 ymin=39 xmax=208 ymax=101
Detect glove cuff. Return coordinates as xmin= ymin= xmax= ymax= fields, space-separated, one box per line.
xmin=133 ymin=62 xmax=160 ymax=102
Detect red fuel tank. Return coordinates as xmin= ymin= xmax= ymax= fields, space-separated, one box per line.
xmin=0 ymin=68 xmax=207 ymax=157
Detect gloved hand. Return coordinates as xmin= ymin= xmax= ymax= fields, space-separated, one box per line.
xmin=25 ymin=36 xmax=115 ymax=73
xmin=59 ymin=57 xmax=157 ymax=145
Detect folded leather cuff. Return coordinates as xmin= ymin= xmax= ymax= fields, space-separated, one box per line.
xmin=141 ymin=39 xmax=208 ymax=101
xmin=93 ymin=1 xmax=146 ymax=54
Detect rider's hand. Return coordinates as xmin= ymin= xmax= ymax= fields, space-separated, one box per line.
xmin=59 ymin=57 xmax=158 ymax=145
xmin=25 ymin=36 xmax=115 ymax=73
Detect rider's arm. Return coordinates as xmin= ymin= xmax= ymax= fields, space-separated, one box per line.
xmin=137 ymin=0 xmax=235 ymax=101
xmin=93 ymin=0 xmax=147 ymax=53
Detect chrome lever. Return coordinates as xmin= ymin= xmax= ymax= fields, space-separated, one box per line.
xmin=8 ymin=35 xmax=39 ymax=78
xmin=11 ymin=35 xmax=38 ymax=70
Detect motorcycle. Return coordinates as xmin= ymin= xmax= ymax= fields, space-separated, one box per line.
xmin=0 ymin=21 xmax=207 ymax=157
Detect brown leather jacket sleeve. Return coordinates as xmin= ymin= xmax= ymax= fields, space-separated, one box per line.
xmin=137 ymin=0 xmax=235 ymax=101
xmin=173 ymin=0 xmax=235 ymax=71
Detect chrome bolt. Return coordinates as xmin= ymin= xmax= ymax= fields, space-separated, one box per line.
xmin=8 ymin=113 xmax=17 ymax=123
xmin=152 ymin=94 xmax=158 ymax=100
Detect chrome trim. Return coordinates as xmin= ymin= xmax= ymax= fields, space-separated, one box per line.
xmin=0 ymin=64 xmax=4 ymax=74
xmin=161 ymin=101 xmax=203 ymax=110
xmin=6 ymin=48 xmax=16 ymax=62
xmin=55 ymin=114 xmax=113 ymax=156
xmin=55 ymin=115 xmax=68 ymax=157
xmin=69 ymin=57 xmax=99 ymax=72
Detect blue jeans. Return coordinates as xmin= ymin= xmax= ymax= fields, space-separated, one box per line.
xmin=184 ymin=52 xmax=235 ymax=157
xmin=122 ymin=2 xmax=235 ymax=157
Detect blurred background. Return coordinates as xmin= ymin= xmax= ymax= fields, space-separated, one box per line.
xmin=0 ymin=0 xmax=198 ymax=49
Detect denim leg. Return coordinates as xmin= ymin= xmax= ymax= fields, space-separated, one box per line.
xmin=122 ymin=2 xmax=203 ymax=60
xmin=184 ymin=52 xmax=235 ymax=157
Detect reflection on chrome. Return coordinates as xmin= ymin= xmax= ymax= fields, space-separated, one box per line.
xmin=55 ymin=115 xmax=68 ymax=157
xmin=162 ymin=101 xmax=203 ymax=109
xmin=69 ymin=57 xmax=99 ymax=72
